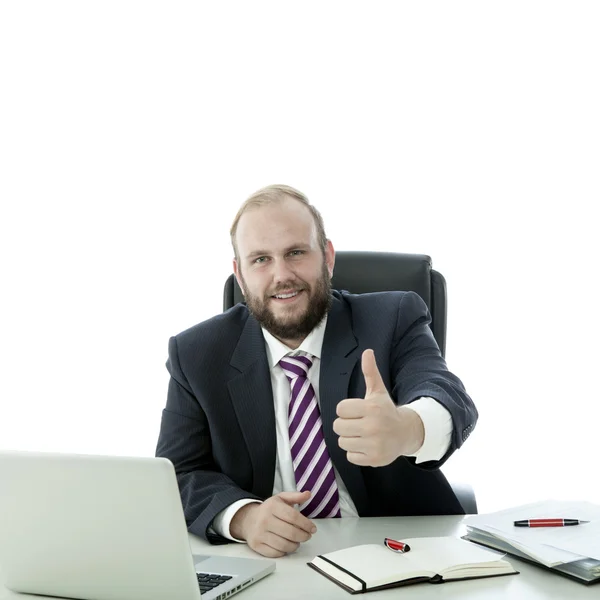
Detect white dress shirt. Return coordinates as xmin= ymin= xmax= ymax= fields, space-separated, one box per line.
xmin=212 ymin=316 xmax=453 ymax=541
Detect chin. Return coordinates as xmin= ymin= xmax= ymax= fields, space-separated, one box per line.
xmin=272 ymin=312 xmax=304 ymax=327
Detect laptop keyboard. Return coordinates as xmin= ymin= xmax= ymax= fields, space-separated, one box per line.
xmin=196 ymin=572 xmax=233 ymax=595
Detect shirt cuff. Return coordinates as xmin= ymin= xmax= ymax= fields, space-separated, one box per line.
xmin=211 ymin=499 xmax=263 ymax=542
xmin=403 ymin=397 xmax=452 ymax=464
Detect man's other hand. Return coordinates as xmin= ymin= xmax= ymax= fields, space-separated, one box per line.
xmin=229 ymin=491 xmax=317 ymax=558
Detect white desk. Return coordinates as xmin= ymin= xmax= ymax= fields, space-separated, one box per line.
xmin=1 ymin=516 xmax=597 ymax=599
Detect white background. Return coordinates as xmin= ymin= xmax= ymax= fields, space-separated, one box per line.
xmin=1 ymin=1 xmax=598 ymax=513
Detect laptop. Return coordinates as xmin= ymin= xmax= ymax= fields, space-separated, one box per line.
xmin=0 ymin=450 xmax=275 ymax=600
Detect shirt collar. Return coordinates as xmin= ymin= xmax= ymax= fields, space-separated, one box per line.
xmin=262 ymin=315 xmax=329 ymax=369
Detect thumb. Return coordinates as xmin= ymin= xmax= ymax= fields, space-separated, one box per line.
xmin=362 ymin=349 xmax=387 ymax=396
xmin=278 ymin=490 xmax=311 ymax=506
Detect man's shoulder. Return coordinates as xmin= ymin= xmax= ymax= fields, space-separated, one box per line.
xmin=173 ymin=304 xmax=250 ymax=349
xmin=333 ymin=289 xmax=429 ymax=326
xmin=335 ymin=289 xmax=423 ymax=310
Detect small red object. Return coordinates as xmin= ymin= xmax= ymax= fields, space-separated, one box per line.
xmin=384 ymin=537 xmax=411 ymax=553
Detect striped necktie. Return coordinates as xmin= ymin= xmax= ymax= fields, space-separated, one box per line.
xmin=279 ymin=354 xmax=341 ymax=518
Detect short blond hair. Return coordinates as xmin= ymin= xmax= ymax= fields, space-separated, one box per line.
xmin=230 ymin=184 xmax=328 ymax=259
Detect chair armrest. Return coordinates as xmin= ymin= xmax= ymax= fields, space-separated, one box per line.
xmin=451 ymin=481 xmax=478 ymax=514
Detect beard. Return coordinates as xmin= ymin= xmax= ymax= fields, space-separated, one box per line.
xmin=239 ymin=261 xmax=332 ymax=343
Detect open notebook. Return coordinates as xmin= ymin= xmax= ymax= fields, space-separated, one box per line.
xmin=308 ymin=536 xmax=518 ymax=594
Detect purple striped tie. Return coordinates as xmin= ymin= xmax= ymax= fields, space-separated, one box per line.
xmin=279 ymin=354 xmax=341 ymax=518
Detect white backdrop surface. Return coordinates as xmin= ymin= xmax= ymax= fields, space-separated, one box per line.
xmin=1 ymin=1 xmax=599 ymax=512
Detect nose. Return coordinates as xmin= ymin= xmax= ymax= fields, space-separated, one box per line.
xmin=272 ymin=257 xmax=295 ymax=285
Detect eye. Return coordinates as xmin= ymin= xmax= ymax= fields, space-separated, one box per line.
xmin=288 ymin=250 xmax=305 ymax=257
xmin=253 ymin=256 xmax=269 ymax=264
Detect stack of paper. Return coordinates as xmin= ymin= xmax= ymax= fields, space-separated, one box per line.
xmin=463 ymin=500 xmax=600 ymax=584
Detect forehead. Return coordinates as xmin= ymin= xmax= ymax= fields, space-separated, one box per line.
xmin=236 ymin=197 xmax=318 ymax=254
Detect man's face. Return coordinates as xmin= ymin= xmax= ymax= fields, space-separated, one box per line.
xmin=233 ymin=197 xmax=335 ymax=348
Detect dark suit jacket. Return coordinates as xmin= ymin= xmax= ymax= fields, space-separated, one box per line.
xmin=156 ymin=290 xmax=478 ymax=544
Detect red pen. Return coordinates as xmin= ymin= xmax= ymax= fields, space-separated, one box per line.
xmin=384 ymin=537 xmax=411 ymax=553
xmin=513 ymin=519 xmax=590 ymax=527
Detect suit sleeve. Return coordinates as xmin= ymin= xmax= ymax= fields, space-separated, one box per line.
xmin=390 ymin=291 xmax=478 ymax=468
xmin=155 ymin=336 xmax=260 ymax=544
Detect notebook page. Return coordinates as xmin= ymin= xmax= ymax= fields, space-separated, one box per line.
xmin=315 ymin=544 xmax=431 ymax=586
xmin=401 ymin=536 xmax=509 ymax=577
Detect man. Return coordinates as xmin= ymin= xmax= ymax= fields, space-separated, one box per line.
xmin=156 ymin=184 xmax=477 ymax=558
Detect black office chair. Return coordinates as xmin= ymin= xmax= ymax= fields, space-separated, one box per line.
xmin=223 ymin=251 xmax=477 ymax=513
xmin=224 ymin=251 xmax=447 ymax=356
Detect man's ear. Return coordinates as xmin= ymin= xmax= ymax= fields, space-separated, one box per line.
xmin=233 ymin=259 xmax=245 ymax=295
xmin=325 ymin=240 xmax=335 ymax=278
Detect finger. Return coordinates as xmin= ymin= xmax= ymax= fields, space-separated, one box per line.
xmin=276 ymin=491 xmax=316 ymax=532
xmin=269 ymin=516 xmax=313 ymax=543
xmin=252 ymin=534 xmax=298 ymax=557
xmin=346 ymin=451 xmax=370 ymax=466
xmin=362 ymin=349 xmax=387 ymax=396
xmin=333 ymin=417 xmax=365 ymax=437
xmin=251 ymin=543 xmax=286 ymax=558
xmin=277 ymin=490 xmax=311 ymax=506
xmin=338 ymin=436 xmax=368 ymax=453
xmin=261 ymin=531 xmax=302 ymax=554
xmin=336 ymin=398 xmax=369 ymax=419
xmin=273 ymin=499 xmax=317 ymax=534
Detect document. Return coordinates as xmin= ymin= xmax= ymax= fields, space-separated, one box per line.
xmin=465 ymin=500 xmax=600 ymax=561
xmin=463 ymin=500 xmax=600 ymax=584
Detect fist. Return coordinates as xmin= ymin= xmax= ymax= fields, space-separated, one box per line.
xmin=230 ymin=491 xmax=316 ymax=558
xmin=333 ymin=349 xmax=424 ymax=466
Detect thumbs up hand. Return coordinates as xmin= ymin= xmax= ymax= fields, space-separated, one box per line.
xmin=333 ymin=349 xmax=425 ymax=467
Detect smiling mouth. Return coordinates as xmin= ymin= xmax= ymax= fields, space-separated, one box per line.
xmin=272 ymin=290 xmax=302 ymax=300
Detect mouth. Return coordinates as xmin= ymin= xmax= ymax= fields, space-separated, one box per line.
xmin=271 ymin=289 xmax=304 ymax=303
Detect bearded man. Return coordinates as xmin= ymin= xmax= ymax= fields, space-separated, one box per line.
xmin=156 ymin=184 xmax=478 ymax=558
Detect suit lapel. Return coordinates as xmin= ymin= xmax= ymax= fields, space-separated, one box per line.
xmin=320 ymin=294 xmax=369 ymax=515
xmin=228 ymin=315 xmax=276 ymax=499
